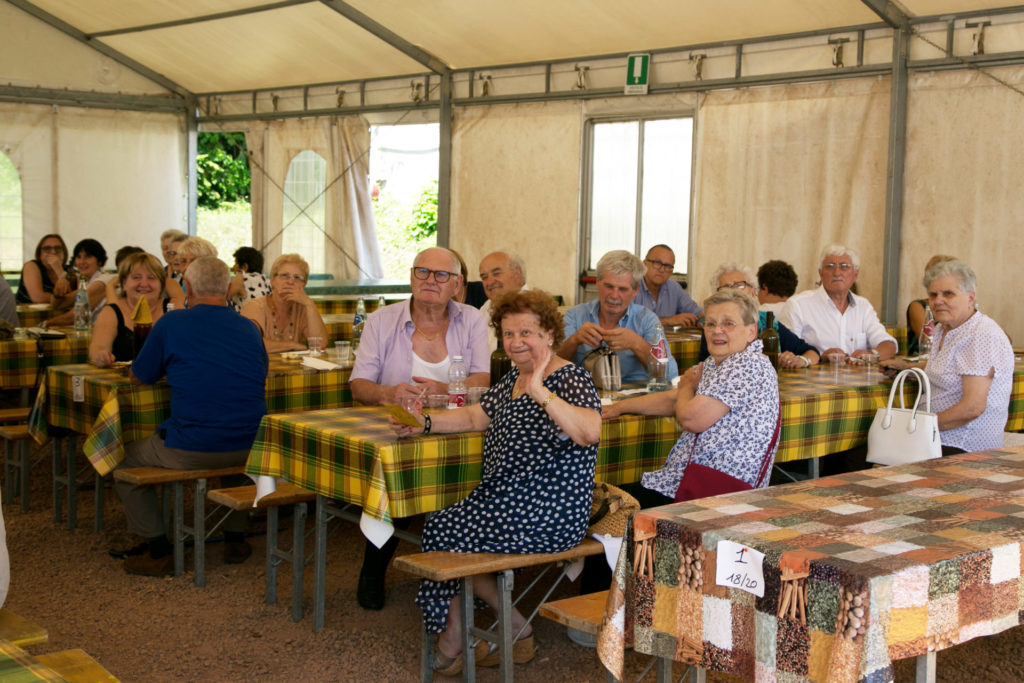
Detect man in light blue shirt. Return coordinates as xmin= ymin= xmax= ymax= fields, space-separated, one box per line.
xmin=559 ymin=250 xmax=679 ymax=383
xmin=632 ymin=244 xmax=701 ymax=328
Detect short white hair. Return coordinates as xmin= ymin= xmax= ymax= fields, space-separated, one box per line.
xmin=709 ymin=263 xmax=758 ymax=291
xmin=819 ymin=244 xmax=860 ymax=271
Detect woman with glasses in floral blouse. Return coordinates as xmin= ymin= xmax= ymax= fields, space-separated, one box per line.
xmin=241 ymin=253 xmax=327 ymax=353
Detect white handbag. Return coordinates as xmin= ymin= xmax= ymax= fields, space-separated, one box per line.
xmin=582 ymin=344 xmax=622 ymax=391
xmin=866 ymin=367 xmax=942 ymax=466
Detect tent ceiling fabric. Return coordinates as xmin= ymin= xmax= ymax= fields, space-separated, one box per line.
xmin=16 ymin=0 xmax=1024 ymax=94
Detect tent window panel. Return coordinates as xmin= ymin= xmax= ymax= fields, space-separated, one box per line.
xmin=0 ymin=153 xmax=23 ymax=272
xmin=639 ymin=118 xmax=692 ymax=262
xmin=585 ymin=116 xmax=693 ymax=274
xmin=282 ymin=150 xmax=327 ymax=276
xmin=588 ymin=122 xmax=639 ymax=271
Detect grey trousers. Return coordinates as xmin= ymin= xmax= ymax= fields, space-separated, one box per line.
xmin=113 ymin=433 xmax=250 ymax=539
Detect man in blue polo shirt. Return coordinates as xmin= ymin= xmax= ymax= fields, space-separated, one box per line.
xmin=632 ymin=244 xmax=701 ymax=327
xmin=114 ymin=256 xmax=268 ymax=577
xmin=559 ymin=250 xmax=679 ymax=384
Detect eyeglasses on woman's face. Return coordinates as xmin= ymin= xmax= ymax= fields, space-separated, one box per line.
xmin=411 ymin=267 xmax=454 ymax=283
xmin=275 ymin=272 xmax=306 ymax=283
xmin=717 ymin=281 xmax=752 ymax=292
xmin=40 ymin=245 xmax=64 ymax=254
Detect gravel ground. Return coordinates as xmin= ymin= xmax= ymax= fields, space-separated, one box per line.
xmin=4 ymin=452 xmax=1024 ymax=682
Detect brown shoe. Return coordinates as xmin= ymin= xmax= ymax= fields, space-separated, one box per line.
xmin=124 ymin=553 xmax=174 ymax=577
xmin=475 ymin=634 xmax=535 ymax=667
xmin=224 ymin=541 xmax=252 ymax=565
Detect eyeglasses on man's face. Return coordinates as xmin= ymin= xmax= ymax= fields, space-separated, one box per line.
xmin=411 ymin=267 xmax=454 ymax=283
xmin=717 ymin=281 xmax=752 ymax=291
xmin=275 ymin=272 xmax=306 ymax=283
xmin=822 ymin=262 xmax=854 ymax=272
xmin=644 ymin=258 xmax=675 ymax=272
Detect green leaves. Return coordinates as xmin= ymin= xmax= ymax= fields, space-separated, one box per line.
xmin=197 ymin=132 xmax=250 ymax=209
xmin=408 ymin=180 xmax=438 ymax=240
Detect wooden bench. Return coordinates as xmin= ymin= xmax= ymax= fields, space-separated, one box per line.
xmin=0 ymin=425 xmax=33 ymax=512
xmin=112 ymin=465 xmax=245 ymax=587
xmin=208 ymin=483 xmax=316 ymax=621
xmin=539 ymin=591 xmax=698 ymax=683
xmin=0 ymin=609 xmax=47 ymax=647
xmin=36 ymin=649 xmax=118 ymax=681
xmin=394 ymin=538 xmax=604 ymax=682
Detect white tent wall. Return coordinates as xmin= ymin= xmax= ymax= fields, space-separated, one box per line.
xmin=0 ymin=102 xmax=186 ymax=262
xmin=449 ymin=101 xmax=582 ymax=303
xmin=0 ymin=3 xmax=170 ymax=95
xmin=692 ymin=78 xmax=891 ymax=306
xmin=901 ymin=65 xmax=1024 ymax=344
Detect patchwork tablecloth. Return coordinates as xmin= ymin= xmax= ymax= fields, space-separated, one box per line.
xmin=598 ymin=446 xmax=1024 ymax=682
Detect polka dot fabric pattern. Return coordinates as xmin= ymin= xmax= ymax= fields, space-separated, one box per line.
xmin=415 ymin=363 xmax=600 ymax=633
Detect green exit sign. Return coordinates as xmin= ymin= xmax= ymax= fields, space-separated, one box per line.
xmin=625 ymin=53 xmax=650 ymax=94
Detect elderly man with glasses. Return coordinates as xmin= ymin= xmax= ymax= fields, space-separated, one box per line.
xmin=632 ymin=244 xmax=702 ymax=328
xmin=779 ymin=244 xmax=897 ymax=362
xmin=349 ymin=246 xmax=490 ymax=610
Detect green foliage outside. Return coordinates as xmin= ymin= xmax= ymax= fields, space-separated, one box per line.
xmin=373 ymin=190 xmax=436 ymax=279
xmin=196 ymin=201 xmax=251 ymax=265
xmin=197 ymin=132 xmax=250 ymax=210
xmin=408 ymin=180 xmax=438 ymax=240
xmin=0 ymin=154 xmax=23 ymax=271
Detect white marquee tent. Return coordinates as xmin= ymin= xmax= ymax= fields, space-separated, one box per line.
xmin=2 ymin=0 xmax=1024 ymax=340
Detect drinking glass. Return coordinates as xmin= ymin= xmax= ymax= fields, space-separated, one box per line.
xmin=863 ymin=350 xmax=880 ymax=382
xmin=307 ymin=336 xmax=324 ymax=357
xmin=334 ymin=340 xmax=352 ymax=363
xmin=827 ymin=352 xmax=845 ymax=383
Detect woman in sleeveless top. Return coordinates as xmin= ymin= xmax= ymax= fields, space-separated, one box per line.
xmin=89 ymin=253 xmax=168 ymax=367
xmin=16 ymin=235 xmax=73 ymax=305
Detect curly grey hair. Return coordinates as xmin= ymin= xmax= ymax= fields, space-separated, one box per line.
xmin=923 ymin=259 xmax=976 ymax=295
xmin=596 ymin=250 xmax=645 ymax=289
xmin=709 ymin=263 xmax=758 ymax=292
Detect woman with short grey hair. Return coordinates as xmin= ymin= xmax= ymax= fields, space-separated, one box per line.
xmin=884 ymin=259 xmax=1014 ymax=454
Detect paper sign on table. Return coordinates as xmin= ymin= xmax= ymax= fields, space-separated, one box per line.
xmin=72 ymin=375 xmax=85 ymax=402
xmin=715 ymin=540 xmax=765 ymax=597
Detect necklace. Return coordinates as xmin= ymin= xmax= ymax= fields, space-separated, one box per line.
xmin=414 ymin=325 xmax=443 ymax=342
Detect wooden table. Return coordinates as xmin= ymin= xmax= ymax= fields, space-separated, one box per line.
xmin=597 ymin=445 xmax=1024 ymax=682
xmin=28 ymin=356 xmax=354 ymax=476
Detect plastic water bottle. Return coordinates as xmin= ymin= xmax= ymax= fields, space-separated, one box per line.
xmin=918 ymin=305 xmax=934 ymax=358
xmin=646 ymin=322 xmax=670 ymax=392
xmin=73 ymin=277 xmax=91 ymax=332
xmin=448 ymin=355 xmax=467 ymax=409
xmin=352 ymin=298 xmax=366 ymax=351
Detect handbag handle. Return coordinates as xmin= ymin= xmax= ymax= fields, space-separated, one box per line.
xmin=882 ymin=367 xmax=931 ymax=431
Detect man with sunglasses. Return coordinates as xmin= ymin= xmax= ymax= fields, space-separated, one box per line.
xmin=779 ymin=244 xmax=896 ymax=362
xmin=632 ymin=244 xmax=701 ymax=328
xmin=350 ymin=246 xmax=490 ymax=609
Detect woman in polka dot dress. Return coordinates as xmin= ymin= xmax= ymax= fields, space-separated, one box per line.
xmin=391 ymin=289 xmax=601 ymax=676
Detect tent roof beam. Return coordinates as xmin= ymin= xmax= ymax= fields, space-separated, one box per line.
xmin=88 ymin=0 xmax=314 ymax=38
xmin=318 ymin=0 xmax=451 ymax=74
xmin=3 ymin=0 xmax=193 ymax=99
xmin=861 ymin=0 xmax=911 ymax=29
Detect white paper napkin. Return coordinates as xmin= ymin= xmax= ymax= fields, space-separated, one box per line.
xmin=360 ymin=512 xmax=396 ymax=549
xmin=301 ymin=356 xmax=341 ymax=371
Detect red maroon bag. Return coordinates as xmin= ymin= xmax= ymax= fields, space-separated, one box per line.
xmin=674 ymin=407 xmax=781 ymax=503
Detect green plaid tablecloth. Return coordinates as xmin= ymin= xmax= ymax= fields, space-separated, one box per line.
xmin=311 ymin=296 xmax=405 ymax=316
xmin=246 ymin=406 xmax=681 ymax=525
xmin=15 ymin=305 xmax=53 ymax=329
xmin=667 ymin=330 xmax=701 ymax=372
xmin=0 ymin=640 xmax=66 ymax=682
xmin=322 ymin=313 xmax=353 ymax=343
xmin=29 ymin=357 xmax=354 ymax=476
xmin=0 ymin=329 xmax=89 ymax=390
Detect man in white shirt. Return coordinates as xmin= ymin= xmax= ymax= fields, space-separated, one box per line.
xmin=478 ymin=251 xmax=527 ymax=349
xmin=780 ymin=244 xmax=897 ymax=361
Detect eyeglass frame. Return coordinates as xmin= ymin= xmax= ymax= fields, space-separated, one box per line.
xmin=411 ymin=267 xmax=455 ymax=283
xmin=821 ymin=261 xmax=855 ymax=272
xmin=716 ymin=280 xmax=753 ymax=291
xmin=274 ymin=272 xmax=306 ymax=283
xmin=39 ymin=245 xmax=64 ymax=254
xmin=644 ymin=258 xmax=675 ymax=272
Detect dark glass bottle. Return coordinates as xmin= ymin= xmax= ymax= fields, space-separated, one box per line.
xmin=761 ymin=312 xmax=780 ymax=371
xmin=490 ymin=339 xmax=513 ymax=386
